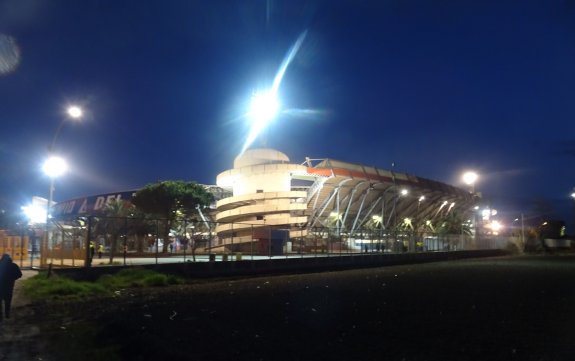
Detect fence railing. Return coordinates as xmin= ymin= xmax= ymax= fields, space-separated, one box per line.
xmin=1 ymin=216 xmax=522 ymax=269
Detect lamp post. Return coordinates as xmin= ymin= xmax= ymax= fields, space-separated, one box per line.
xmin=42 ymin=105 xmax=83 ymax=266
xmin=43 ymin=156 xmax=68 ymax=218
xmin=50 ymin=105 xmax=83 ymax=152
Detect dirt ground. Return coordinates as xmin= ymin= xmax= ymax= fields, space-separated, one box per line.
xmin=0 ymin=270 xmax=44 ymax=361
xmin=2 ymin=255 xmax=575 ymax=361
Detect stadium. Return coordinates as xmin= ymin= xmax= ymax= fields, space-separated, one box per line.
xmin=213 ymin=148 xmax=478 ymax=254
xmin=25 ymin=147 xmax=483 ymax=266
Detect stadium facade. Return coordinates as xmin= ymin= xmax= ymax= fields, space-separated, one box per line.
xmin=214 ymin=148 xmax=476 ymax=252
xmin=50 ymin=148 xmax=477 ymax=254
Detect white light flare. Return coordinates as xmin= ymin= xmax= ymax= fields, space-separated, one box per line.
xmin=67 ymin=105 xmax=83 ymax=119
xmin=22 ymin=204 xmax=47 ymax=224
xmin=271 ymin=30 xmax=308 ymax=94
xmin=241 ymin=30 xmax=308 ymax=153
xmin=462 ymin=171 xmax=478 ymax=186
xmin=43 ymin=156 xmax=68 ymax=178
xmin=489 ymin=220 xmax=502 ymax=233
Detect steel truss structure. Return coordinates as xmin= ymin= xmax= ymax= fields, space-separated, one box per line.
xmin=214 ymin=153 xmax=478 ymax=253
xmin=300 ymin=158 xmax=477 ymax=237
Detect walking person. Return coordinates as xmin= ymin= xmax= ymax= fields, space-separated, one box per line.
xmin=98 ymin=244 xmax=104 ymax=259
xmin=89 ymin=241 xmax=95 ymax=260
xmin=0 ymin=254 xmax=23 ymax=321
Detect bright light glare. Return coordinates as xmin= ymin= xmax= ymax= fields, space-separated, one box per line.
xmin=400 ymin=189 xmax=408 ymax=196
xmin=22 ymin=204 xmax=46 ymax=224
xmin=67 ymin=105 xmax=83 ymax=119
xmin=240 ymin=30 xmax=308 ymax=153
xmin=249 ymin=91 xmax=279 ymax=124
xmin=43 ymin=156 xmax=68 ymax=178
xmin=571 ymin=191 xmax=575 ymax=199
xmin=490 ymin=220 xmax=502 ymax=232
xmin=241 ymin=90 xmax=280 ymax=153
xmin=462 ymin=171 xmax=478 ymax=185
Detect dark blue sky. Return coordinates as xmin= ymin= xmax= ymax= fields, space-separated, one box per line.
xmin=1 ymin=0 xmax=574 ymax=227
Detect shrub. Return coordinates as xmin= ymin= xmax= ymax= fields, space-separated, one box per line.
xmin=23 ymin=275 xmax=108 ymax=302
xmin=23 ymin=268 xmax=182 ymax=302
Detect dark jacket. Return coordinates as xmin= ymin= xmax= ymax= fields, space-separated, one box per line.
xmin=0 ymin=255 xmax=22 ymax=297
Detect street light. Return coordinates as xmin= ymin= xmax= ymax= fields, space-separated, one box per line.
xmin=42 ymin=105 xmax=83 ymax=265
xmin=45 ymin=104 xmax=83 ymax=211
xmin=43 ymin=156 xmax=68 ymax=218
xmin=50 ymin=105 xmax=83 ymax=152
xmin=67 ymin=105 xmax=83 ymax=119
xmin=42 ymin=155 xmax=67 ymax=265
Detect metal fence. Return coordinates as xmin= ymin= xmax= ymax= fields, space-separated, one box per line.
xmin=1 ymin=215 xmax=522 ymax=269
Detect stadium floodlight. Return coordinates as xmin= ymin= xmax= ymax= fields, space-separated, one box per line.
xmin=241 ymin=89 xmax=280 ymax=153
xmin=462 ymin=171 xmax=478 ymax=193
xmin=462 ymin=171 xmax=478 ymax=185
xmin=240 ymin=31 xmax=308 ymax=154
xmin=249 ymin=90 xmax=279 ymax=125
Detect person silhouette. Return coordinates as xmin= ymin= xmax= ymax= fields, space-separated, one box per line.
xmin=0 ymin=254 xmax=23 ymax=321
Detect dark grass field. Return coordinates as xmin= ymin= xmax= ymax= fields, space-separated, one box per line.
xmin=16 ymin=255 xmax=575 ymax=360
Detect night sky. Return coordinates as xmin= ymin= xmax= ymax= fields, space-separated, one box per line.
xmin=1 ymin=1 xmax=574 ymax=228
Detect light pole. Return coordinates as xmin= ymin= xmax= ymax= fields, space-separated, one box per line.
xmin=49 ymin=105 xmax=83 ymax=152
xmin=43 ymin=156 xmax=68 ymax=218
xmin=42 ymin=156 xmax=68 ymax=265
xmin=42 ymin=105 xmax=83 ymax=266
